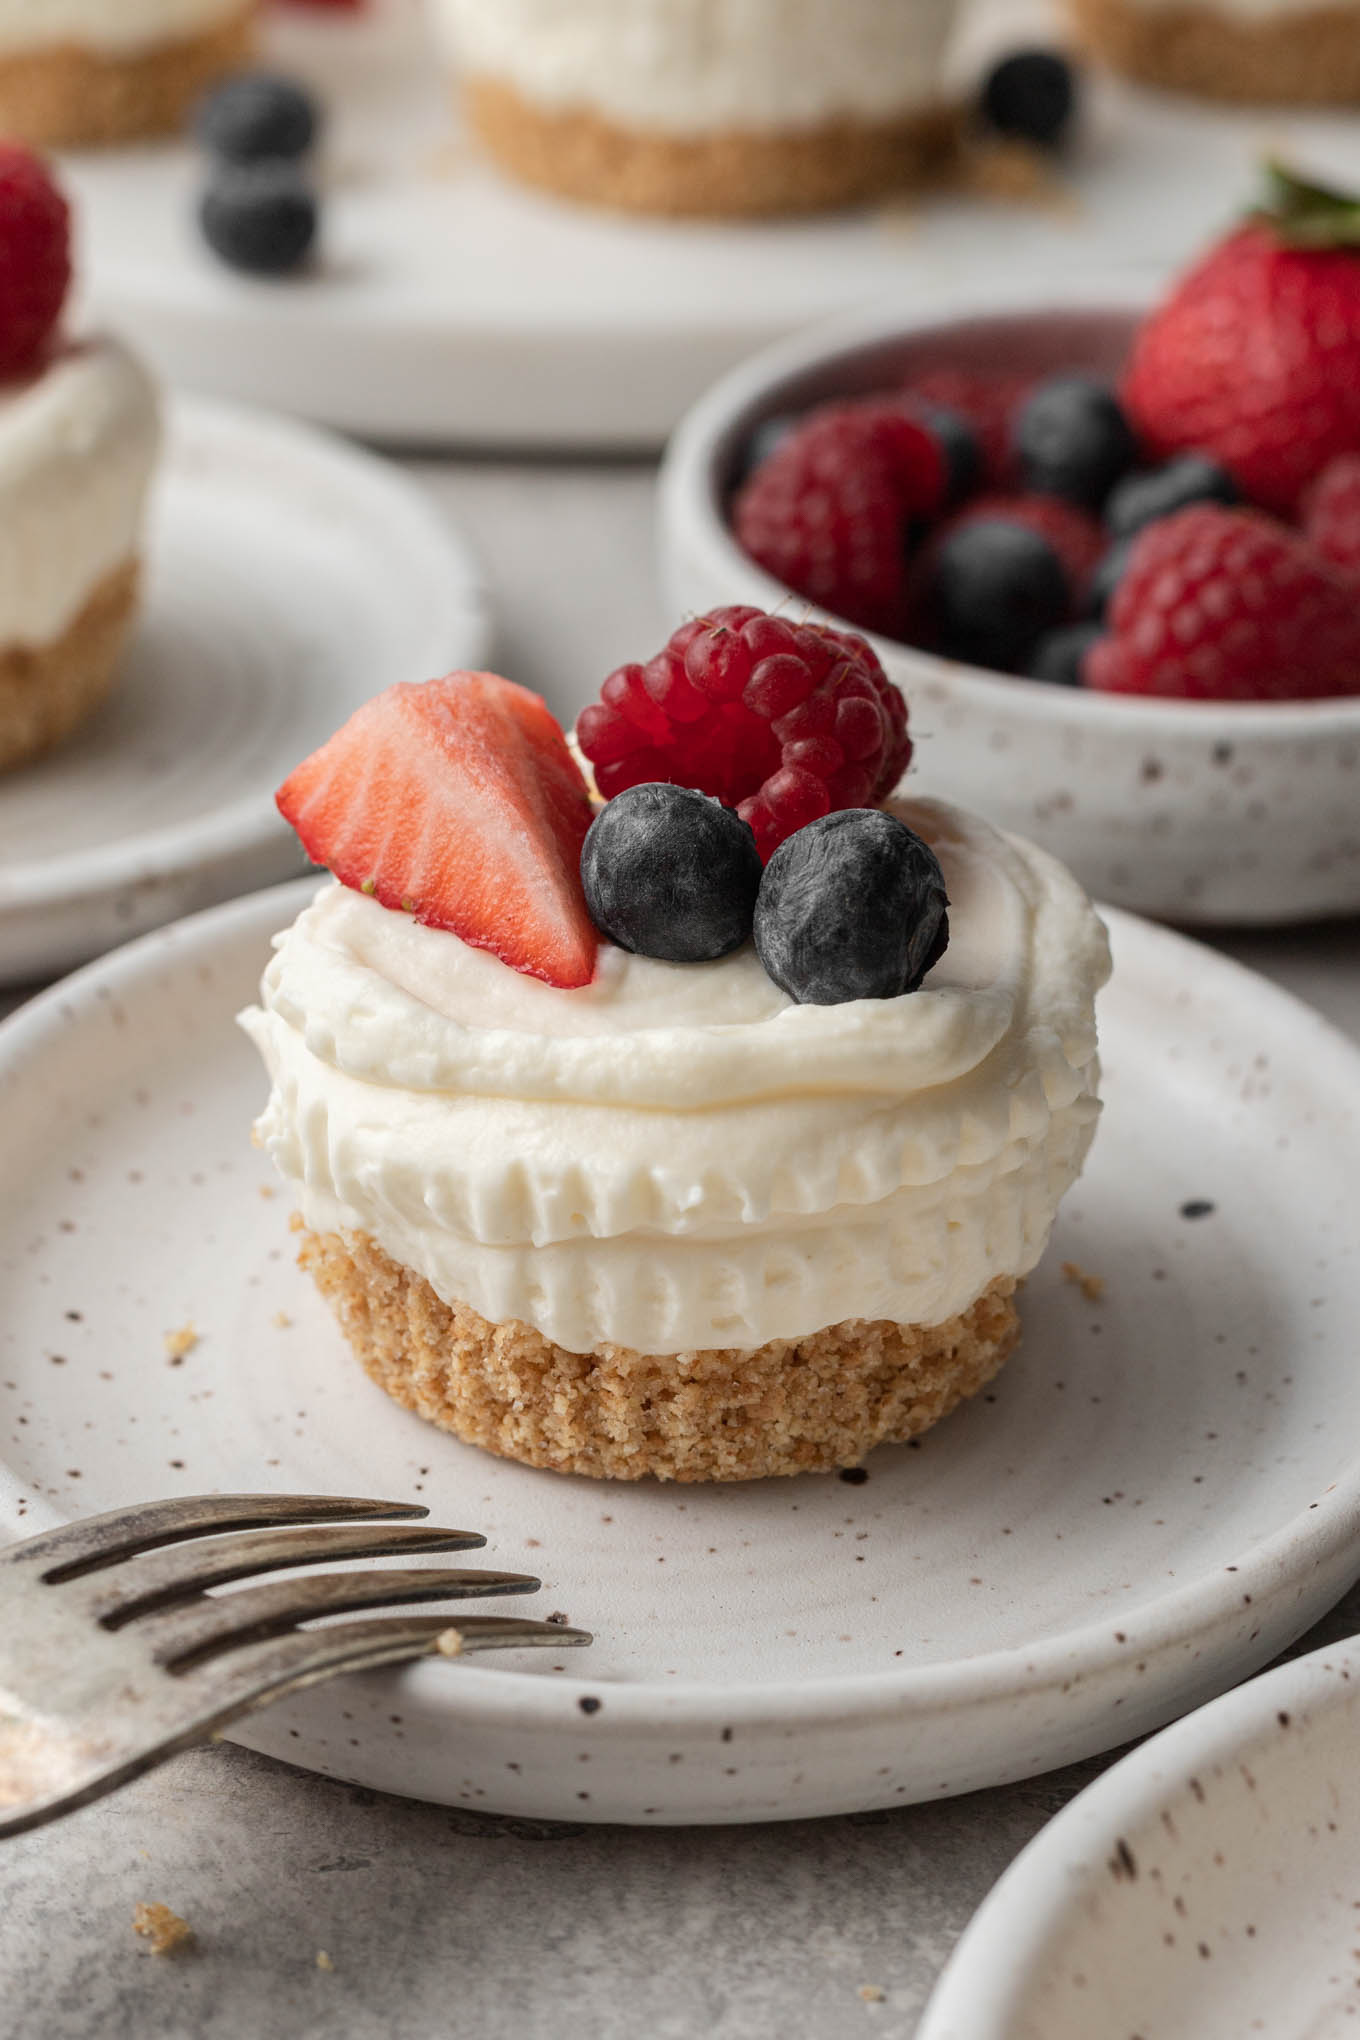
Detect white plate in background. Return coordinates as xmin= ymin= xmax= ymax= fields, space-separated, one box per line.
xmin=62 ymin=0 xmax=1360 ymax=448
xmin=920 ymin=1636 xmax=1360 ymax=2038
xmin=0 ymin=397 xmax=488 ymax=985
xmin=1 ymin=885 xmax=1359 ymax=1822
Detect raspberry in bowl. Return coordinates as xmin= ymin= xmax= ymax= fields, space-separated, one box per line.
xmin=659 ymin=168 xmax=1360 ymax=925
xmin=241 ymin=635 xmax=1109 ymax=1484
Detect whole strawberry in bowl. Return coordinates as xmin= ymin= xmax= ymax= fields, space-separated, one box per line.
xmin=659 ymin=171 xmax=1360 ymax=926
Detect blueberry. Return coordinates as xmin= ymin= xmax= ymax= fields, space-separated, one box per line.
xmin=755 ymin=809 xmax=949 ymax=1006
xmin=926 ymin=519 xmax=1070 ymax=673
xmin=1012 ymin=376 xmax=1137 ymax=509
xmin=979 ymin=49 xmax=1078 ymax=150
xmin=199 ymin=162 xmax=318 ymax=275
xmin=736 ymin=412 xmax=798 ymax=485
xmin=194 ymin=73 xmax=320 ymax=163
xmin=911 ymin=401 xmax=981 ymax=506
xmin=1027 ymin=621 xmax=1103 ymax=687
xmin=1084 ymin=537 xmax=1135 ymax=620
xmin=1105 ymin=455 xmax=1240 ymax=539
xmin=581 ymin=784 xmax=762 ymax=964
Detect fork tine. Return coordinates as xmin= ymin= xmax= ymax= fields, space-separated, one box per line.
xmin=143 ymin=1567 xmax=543 ymax=1669
xmin=174 ymin=1614 xmax=593 ymax=1732
xmin=84 ymin=1523 xmax=490 ymax=1627
xmin=9 ymin=1494 xmax=432 ymax=1583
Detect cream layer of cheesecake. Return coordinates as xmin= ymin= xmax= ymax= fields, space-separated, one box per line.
xmin=243 ymin=797 xmax=1109 ymax=1355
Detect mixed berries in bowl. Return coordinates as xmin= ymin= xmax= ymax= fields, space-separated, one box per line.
xmin=659 ymin=164 xmax=1360 ymax=927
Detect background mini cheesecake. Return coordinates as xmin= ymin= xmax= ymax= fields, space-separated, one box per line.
xmin=1067 ymin=0 xmax=1360 ymax=103
xmin=0 ymin=0 xmax=258 ymax=148
xmin=430 ymin=0 xmax=963 ymax=216
xmin=0 ymin=339 xmax=160 ymax=775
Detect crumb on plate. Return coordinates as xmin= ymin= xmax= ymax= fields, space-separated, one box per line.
xmin=163 ymin=1324 xmax=198 ymax=1363
xmin=435 ymin=1627 xmax=463 ymax=1658
xmin=1061 ymin=1261 xmax=1106 ymax=1302
xmin=133 ymin=1903 xmax=193 ymax=1955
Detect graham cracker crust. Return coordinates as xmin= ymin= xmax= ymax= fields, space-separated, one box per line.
xmin=299 ymin=1227 xmax=1021 ymax=1482
xmin=0 ymin=560 xmax=140 ymax=775
xmin=462 ymin=75 xmax=961 ymax=217
xmin=0 ymin=6 xmax=257 ymax=148
xmin=1069 ymin=0 xmax=1360 ymax=102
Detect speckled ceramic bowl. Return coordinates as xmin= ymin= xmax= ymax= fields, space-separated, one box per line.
xmin=657 ymin=299 xmax=1360 ymax=926
xmin=919 ymin=1633 xmax=1360 ymax=2039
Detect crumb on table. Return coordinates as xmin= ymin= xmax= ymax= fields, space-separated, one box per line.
xmin=163 ymin=1324 xmax=199 ymax=1363
xmin=133 ymin=1903 xmax=194 ymax=1955
xmin=316 ymin=1951 xmax=334 ymax=1972
xmin=858 ymin=1983 xmax=886 ymax=2004
xmin=272 ymin=1312 xmax=292 ymax=1330
xmin=1061 ymin=1261 xmax=1106 ymax=1302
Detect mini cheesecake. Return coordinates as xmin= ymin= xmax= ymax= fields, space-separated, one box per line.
xmin=0 ymin=0 xmax=258 ymax=148
xmin=243 ymin=700 xmax=1110 ymax=1482
xmin=1068 ymin=0 xmax=1360 ymax=103
xmin=0 ymin=338 xmax=160 ymax=774
xmin=430 ymin=0 xmax=963 ymax=216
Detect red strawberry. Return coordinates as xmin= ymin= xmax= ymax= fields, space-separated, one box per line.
xmin=1086 ymin=505 xmax=1360 ymax=702
xmin=0 ymin=144 xmax=70 ymax=380
xmin=1123 ymin=164 xmax=1360 ymax=518
xmin=732 ymin=398 xmax=947 ymax=638
xmin=1303 ymin=454 xmax=1360 ymax=581
xmin=899 ymin=367 xmax=1033 ymax=488
xmin=276 ymin=672 xmax=599 ymax=988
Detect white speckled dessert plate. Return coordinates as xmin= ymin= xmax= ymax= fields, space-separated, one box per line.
xmin=0 ymin=398 xmax=487 ymax=987
xmin=2 ymin=882 xmax=1359 ymax=1826
xmin=920 ymin=1635 xmax=1360 ymax=2038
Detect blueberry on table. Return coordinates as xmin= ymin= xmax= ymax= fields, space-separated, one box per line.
xmin=925 ymin=518 xmax=1071 ymax=673
xmin=754 ymin=809 xmax=949 ymax=1006
xmin=581 ymin=783 xmax=763 ymax=964
xmin=199 ymin=162 xmax=318 ymax=275
xmin=1084 ymin=537 xmax=1135 ymax=621
xmin=1105 ymin=455 xmax=1240 ymax=539
xmin=979 ymin=49 xmax=1078 ymax=150
xmin=1027 ymin=621 xmax=1104 ymax=687
xmin=1012 ymin=376 xmax=1138 ymax=510
xmin=194 ymin=73 xmax=320 ymax=163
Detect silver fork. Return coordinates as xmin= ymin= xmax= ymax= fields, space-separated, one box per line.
xmin=0 ymin=1492 xmax=590 ymax=1838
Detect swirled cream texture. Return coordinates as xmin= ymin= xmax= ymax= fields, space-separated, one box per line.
xmin=431 ymin=0 xmax=959 ymax=134
xmin=241 ymin=798 xmax=1110 ymax=1354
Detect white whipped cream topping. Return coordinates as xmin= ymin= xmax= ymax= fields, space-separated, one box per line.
xmin=0 ymin=337 xmax=159 ymax=649
xmin=242 ymin=797 xmax=1109 ymax=1355
xmin=431 ymin=0 xmax=959 ymax=135
xmin=0 ymin=0 xmax=244 ymax=54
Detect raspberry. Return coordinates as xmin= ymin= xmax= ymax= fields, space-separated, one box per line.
xmin=0 ymin=146 xmax=70 ymax=380
xmin=1086 ymin=505 xmax=1360 ymax=702
xmin=732 ymin=399 xmax=946 ymax=638
xmin=1303 ymin=455 xmax=1360 ymax=582
xmin=576 ymin=607 xmax=913 ymax=861
xmin=899 ymin=368 xmax=1034 ymax=489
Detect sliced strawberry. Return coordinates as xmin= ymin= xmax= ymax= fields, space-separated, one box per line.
xmin=277 ymin=672 xmax=599 ymax=988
